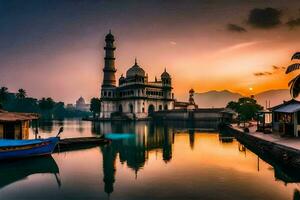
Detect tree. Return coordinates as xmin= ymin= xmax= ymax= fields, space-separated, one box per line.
xmin=286 ymin=52 xmax=300 ymax=99
xmin=226 ymin=97 xmax=263 ymax=123
xmin=0 ymin=87 xmax=8 ymax=102
xmin=16 ymin=88 xmax=27 ymax=99
xmin=90 ymin=98 xmax=101 ymax=118
xmin=53 ymin=102 xmax=65 ymax=119
xmin=38 ymin=97 xmax=55 ymax=119
xmin=39 ymin=97 xmax=55 ymax=111
xmin=13 ymin=97 xmax=39 ymax=113
xmin=0 ymin=87 xmax=8 ymax=109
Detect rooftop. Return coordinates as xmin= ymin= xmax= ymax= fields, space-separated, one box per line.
xmin=271 ymin=99 xmax=300 ymax=113
xmin=0 ymin=110 xmax=39 ymax=122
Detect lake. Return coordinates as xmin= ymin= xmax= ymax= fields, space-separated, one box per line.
xmin=0 ymin=119 xmax=299 ymax=200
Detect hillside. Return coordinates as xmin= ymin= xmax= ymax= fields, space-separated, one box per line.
xmin=194 ymin=89 xmax=291 ymax=108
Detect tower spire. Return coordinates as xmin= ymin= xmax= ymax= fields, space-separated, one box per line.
xmin=135 ymin=57 xmax=137 ymax=65
xmin=102 ymin=31 xmax=117 ymax=87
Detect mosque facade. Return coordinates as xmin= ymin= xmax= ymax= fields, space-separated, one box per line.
xmin=100 ymin=32 xmax=175 ymax=120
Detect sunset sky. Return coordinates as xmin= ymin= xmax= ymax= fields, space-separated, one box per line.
xmin=1 ymin=0 xmax=300 ymax=103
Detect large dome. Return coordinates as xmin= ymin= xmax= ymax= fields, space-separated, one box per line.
xmin=126 ymin=60 xmax=145 ymax=78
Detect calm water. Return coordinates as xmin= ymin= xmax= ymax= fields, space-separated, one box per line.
xmin=0 ymin=120 xmax=299 ymax=200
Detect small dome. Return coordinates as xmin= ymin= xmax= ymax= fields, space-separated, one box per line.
xmin=161 ymin=68 xmax=171 ymax=79
xmin=77 ymin=97 xmax=85 ymax=104
xmin=119 ymin=75 xmax=125 ymax=85
xmin=126 ymin=59 xmax=145 ymax=78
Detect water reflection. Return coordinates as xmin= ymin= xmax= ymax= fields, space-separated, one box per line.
xmin=3 ymin=120 xmax=300 ymax=200
xmin=0 ymin=156 xmax=60 ymax=189
xmin=38 ymin=120 xmax=55 ymax=133
xmin=95 ymin=122 xmax=174 ymax=195
xmin=93 ymin=121 xmax=300 ymax=198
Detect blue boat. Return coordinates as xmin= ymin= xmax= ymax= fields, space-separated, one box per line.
xmin=0 ymin=111 xmax=63 ymax=160
xmin=0 ymin=137 xmax=59 ymax=160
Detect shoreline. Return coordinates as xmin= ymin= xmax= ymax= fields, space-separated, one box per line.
xmin=226 ymin=125 xmax=300 ymax=172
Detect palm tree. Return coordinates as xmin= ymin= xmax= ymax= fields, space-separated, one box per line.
xmin=16 ymin=88 xmax=27 ymax=99
xmin=286 ymin=52 xmax=300 ymax=99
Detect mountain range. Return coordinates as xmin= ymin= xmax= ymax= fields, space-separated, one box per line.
xmin=194 ymin=89 xmax=291 ymax=108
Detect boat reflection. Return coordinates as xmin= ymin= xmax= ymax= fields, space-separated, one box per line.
xmin=0 ymin=156 xmax=60 ymax=189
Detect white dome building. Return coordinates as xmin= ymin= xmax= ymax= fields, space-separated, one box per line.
xmin=99 ymin=32 xmax=174 ymax=120
xmin=76 ymin=97 xmax=90 ymax=112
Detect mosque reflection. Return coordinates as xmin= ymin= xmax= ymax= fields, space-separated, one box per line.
xmin=92 ymin=121 xmax=300 ymax=197
xmin=93 ymin=121 xmax=175 ymax=194
xmin=4 ymin=120 xmax=299 ymax=199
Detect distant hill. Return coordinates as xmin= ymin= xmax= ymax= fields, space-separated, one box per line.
xmin=194 ymin=90 xmax=242 ymax=108
xmin=194 ymin=89 xmax=291 ymax=108
xmin=254 ymin=89 xmax=290 ymax=108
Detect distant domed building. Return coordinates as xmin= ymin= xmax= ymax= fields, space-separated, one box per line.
xmin=99 ymin=31 xmax=174 ymax=119
xmin=76 ymin=97 xmax=90 ymax=112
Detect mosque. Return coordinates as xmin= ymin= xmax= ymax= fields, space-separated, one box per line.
xmin=99 ymin=31 xmax=175 ymax=120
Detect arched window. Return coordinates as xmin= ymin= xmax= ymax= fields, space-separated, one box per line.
xmin=129 ymin=104 xmax=134 ymax=113
xmin=148 ymin=104 xmax=155 ymax=116
xmin=119 ymin=105 xmax=123 ymax=113
xmin=159 ymin=105 xmax=162 ymax=110
xmin=164 ymin=105 xmax=168 ymax=110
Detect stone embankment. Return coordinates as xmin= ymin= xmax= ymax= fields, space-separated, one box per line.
xmin=226 ymin=125 xmax=300 ymax=171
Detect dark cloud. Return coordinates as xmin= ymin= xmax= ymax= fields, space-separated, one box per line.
xmin=286 ymin=17 xmax=300 ymax=29
xmin=227 ymin=24 xmax=247 ymax=33
xmin=254 ymin=72 xmax=273 ymax=76
xmin=272 ymin=65 xmax=280 ymax=70
xmin=273 ymin=65 xmax=286 ymax=70
xmin=248 ymin=8 xmax=282 ymax=29
xmin=254 ymin=65 xmax=285 ymax=77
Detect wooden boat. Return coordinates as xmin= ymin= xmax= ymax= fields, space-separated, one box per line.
xmin=0 ymin=127 xmax=63 ymax=160
xmin=0 ymin=137 xmax=59 ymax=160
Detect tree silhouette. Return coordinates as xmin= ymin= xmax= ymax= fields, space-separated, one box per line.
xmin=16 ymin=88 xmax=27 ymax=99
xmin=226 ymin=97 xmax=263 ymax=123
xmin=39 ymin=98 xmax=55 ymax=111
xmin=38 ymin=97 xmax=55 ymax=119
xmin=0 ymin=87 xmax=8 ymax=109
xmin=286 ymin=52 xmax=300 ymax=99
xmin=90 ymin=98 xmax=101 ymax=118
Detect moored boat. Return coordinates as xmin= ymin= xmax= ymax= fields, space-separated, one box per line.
xmin=0 ymin=137 xmax=60 ymax=160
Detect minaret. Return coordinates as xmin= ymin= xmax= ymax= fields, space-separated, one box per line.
xmin=100 ymin=31 xmax=117 ymax=118
xmin=102 ymin=30 xmax=116 ymax=88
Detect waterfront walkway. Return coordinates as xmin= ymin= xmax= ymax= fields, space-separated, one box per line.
xmin=231 ymin=124 xmax=300 ymax=151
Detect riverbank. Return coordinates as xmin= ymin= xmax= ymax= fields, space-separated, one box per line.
xmin=82 ymin=117 xmax=151 ymax=121
xmin=227 ymin=124 xmax=300 ymax=171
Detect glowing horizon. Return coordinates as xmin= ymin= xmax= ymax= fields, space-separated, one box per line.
xmin=0 ymin=1 xmax=300 ymax=103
